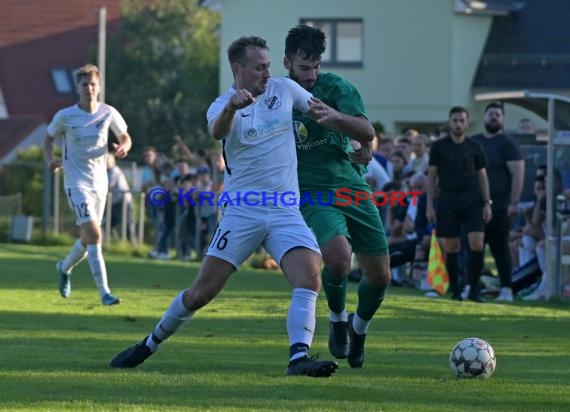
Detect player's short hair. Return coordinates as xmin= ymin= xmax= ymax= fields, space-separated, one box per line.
xmin=285 ymin=24 xmax=326 ymax=61
xmin=227 ymin=36 xmax=268 ymax=65
xmin=73 ymin=64 xmax=100 ymax=84
xmin=449 ymin=106 xmax=469 ymax=118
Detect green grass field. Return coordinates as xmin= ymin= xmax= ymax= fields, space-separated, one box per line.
xmin=1 ymin=243 xmax=569 ymax=411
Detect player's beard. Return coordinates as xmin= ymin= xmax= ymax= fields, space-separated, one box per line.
xmin=484 ymin=123 xmax=502 ymax=134
xmin=289 ymin=69 xmax=314 ymax=91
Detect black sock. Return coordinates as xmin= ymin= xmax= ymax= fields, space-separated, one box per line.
xmin=289 ymin=342 xmax=309 ymax=362
xmin=445 ymin=252 xmax=460 ymax=295
xmin=467 ymin=249 xmax=484 ymax=292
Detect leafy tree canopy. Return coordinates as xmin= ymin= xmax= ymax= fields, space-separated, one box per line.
xmin=105 ymin=0 xmax=220 ymax=158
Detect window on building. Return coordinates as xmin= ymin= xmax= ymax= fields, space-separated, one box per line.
xmin=301 ymin=19 xmax=363 ymax=67
xmin=50 ymin=68 xmax=74 ymax=94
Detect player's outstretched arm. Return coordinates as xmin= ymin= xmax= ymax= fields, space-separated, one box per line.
xmin=308 ymin=97 xmax=374 ymax=143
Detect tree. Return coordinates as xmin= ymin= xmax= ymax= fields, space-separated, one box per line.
xmin=0 ymin=147 xmax=45 ymax=218
xmin=105 ymin=0 xmax=220 ymax=156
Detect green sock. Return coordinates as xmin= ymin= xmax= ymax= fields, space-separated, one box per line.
xmin=356 ymin=276 xmax=386 ymax=321
xmin=322 ymin=266 xmax=347 ymax=314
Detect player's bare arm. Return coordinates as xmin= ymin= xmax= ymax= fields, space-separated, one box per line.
xmin=308 ymin=97 xmax=374 ymax=142
xmin=210 ymin=89 xmax=255 ymax=140
xmin=507 ymin=159 xmax=525 ymax=216
xmin=478 ymin=168 xmax=492 ymax=223
xmin=112 ymin=132 xmax=132 ymax=159
xmin=43 ymin=134 xmax=61 ymax=172
xmin=426 ymin=165 xmax=438 ymax=224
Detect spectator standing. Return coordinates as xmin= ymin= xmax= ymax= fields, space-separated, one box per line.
xmin=517 ymin=118 xmax=536 ymax=134
xmin=472 ymin=102 xmax=524 ymax=302
xmin=378 ymin=136 xmax=395 ymax=176
xmin=390 ymin=150 xmax=410 ymax=185
xmin=141 ymin=146 xmax=166 ymax=256
xmin=409 ymin=134 xmax=430 ymax=175
xmin=106 ymin=154 xmax=136 ymax=243
xmin=150 ymin=159 xmax=179 ymax=260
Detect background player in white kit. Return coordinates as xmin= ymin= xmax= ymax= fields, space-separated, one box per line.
xmin=43 ymin=64 xmax=132 ymax=306
xmin=110 ymin=36 xmax=340 ymax=377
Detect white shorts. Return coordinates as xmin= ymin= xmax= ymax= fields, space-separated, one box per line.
xmin=206 ymin=205 xmax=321 ymax=268
xmin=65 ymin=187 xmax=106 ymax=225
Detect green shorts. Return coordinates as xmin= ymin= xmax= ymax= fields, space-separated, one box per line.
xmin=300 ymin=197 xmax=388 ymax=256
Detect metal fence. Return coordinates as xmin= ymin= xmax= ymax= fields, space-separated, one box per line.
xmin=0 ymin=161 xmax=216 ymax=259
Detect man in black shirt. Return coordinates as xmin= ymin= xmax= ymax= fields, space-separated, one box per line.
xmin=473 ymin=102 xmax=524 ymax=303
xmin=427 ymin=106 xmax=492 ymax=302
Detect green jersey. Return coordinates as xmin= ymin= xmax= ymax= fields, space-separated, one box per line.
xmin=293 ymin=72 xmax=369 ymax=196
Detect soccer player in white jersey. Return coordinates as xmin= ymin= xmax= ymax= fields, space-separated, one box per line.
xmin=43 ymin=64 xmax=132 ymax=306
xmin=110 ymin=36 xmax=340 ymax=377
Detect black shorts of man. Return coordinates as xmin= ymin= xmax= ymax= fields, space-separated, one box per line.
xmin=427 ymin=106 xmax=492 ymax=302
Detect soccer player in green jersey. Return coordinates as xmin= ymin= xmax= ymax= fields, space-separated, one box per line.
xmin=285 ymin=25 xmax=391 ymax=368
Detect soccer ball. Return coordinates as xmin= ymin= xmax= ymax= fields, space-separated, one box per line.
xmin=449 ymin=337 xmax=496 ymax=378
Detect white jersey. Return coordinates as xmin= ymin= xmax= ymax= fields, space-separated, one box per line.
xmin=47 ymin=103 xmax=128 ymax=192
xmin=206 ymin=77 xmax=312 ymax=204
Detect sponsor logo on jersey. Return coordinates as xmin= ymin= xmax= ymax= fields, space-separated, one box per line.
xmin=293 ymin=121 xmax=308 ymax=143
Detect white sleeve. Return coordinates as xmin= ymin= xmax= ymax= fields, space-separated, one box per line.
xmin=47 ymin=110 xmax=65 ymax=138
xmin=206 ymin=94 xmax=230 ymax=130
xmin=109 ymin=106 xmax=128 ymax=137
xmin=281 ymin=78 xmax=312 ymax=113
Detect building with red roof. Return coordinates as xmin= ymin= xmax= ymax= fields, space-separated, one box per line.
xmin=0 ymin=1 xmax=121 ymax=162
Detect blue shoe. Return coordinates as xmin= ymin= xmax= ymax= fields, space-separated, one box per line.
xmin=56 ymin=261 xmax=71 ymax=298
xmin=102 ymin=293 xmax=121 ymax=306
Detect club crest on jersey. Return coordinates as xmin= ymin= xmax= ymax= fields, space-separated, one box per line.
xmin=293 ymin=121 xmax=308 ymax=143
xmin=264 ymin=96 xmax=281 ymax=110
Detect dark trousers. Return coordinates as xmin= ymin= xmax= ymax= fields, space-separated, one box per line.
xmin=485 ymin=208 xmax=512 ymax=288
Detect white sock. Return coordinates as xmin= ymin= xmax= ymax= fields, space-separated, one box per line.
xmin=329 ymin=310 xmax=348 ymax=323
xmin=287 ymin=288 xmax=317 ymax=350
xmin=147 ymin=291 xmax=194 ymax=351
xmin=86 ymin=244 xmax=111 ymax=297
xmin=352 ymin=312 xmax=370 ymax=335
xmin=61 ymin=239 xmax=87 ymax=274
